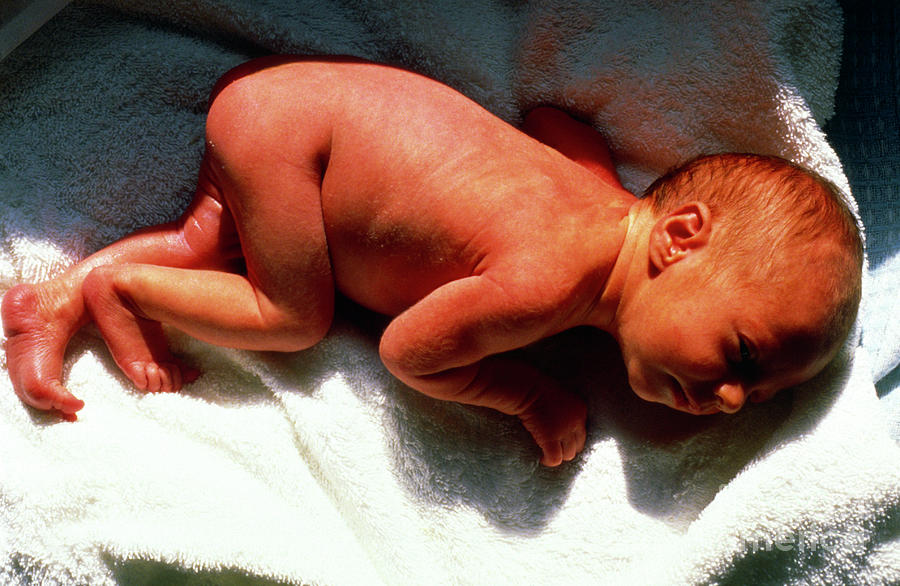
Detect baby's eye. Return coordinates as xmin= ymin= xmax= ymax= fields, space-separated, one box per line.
xmin=739 ymin=339 xmax=752 ymax=363
xmin=732 ymin=338 xmax=757 ymax=378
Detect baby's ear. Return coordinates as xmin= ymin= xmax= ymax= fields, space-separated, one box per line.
xmin=648 ymin=202 xmax=712 ymax=271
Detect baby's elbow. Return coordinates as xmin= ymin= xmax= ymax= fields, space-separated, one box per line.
xmin=379 ymin=334 xmax=484 ymax=403
xmin=378 ymin=335 xmax=415 ymax=380
xmin=378 ymin=333 xmax=445 ymax=384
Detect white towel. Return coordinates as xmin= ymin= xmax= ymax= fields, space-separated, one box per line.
xmin=1 ymin=1 xmax=897 ymax=584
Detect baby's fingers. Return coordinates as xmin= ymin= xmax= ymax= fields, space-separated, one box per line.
xmin=540 ymin=427 xmax=586 ymax=467
xmin=562 ymin=428 xmax=584 ymax=462
xmin=566 ymin=424 xmax=587 ymax=460
xmin=540 ymin=443 xmax=565 ymax=467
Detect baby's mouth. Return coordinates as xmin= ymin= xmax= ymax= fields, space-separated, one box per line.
xmin=668 ymin=377 xmax=715 ymax=415
xmin=666 ymin=376 xmax=691 ymax=410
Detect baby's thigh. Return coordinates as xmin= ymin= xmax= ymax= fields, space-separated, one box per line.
xmin=215 ymin=156 xmax=335 ymax=327
xmin=203 ymin=73 xmax=336 ymax=324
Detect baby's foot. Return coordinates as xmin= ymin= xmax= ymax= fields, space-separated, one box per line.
xmin=518 ymin=387 xmax=587 ymax=467
xmin=2 ymin=283 xmax=86 ymax=417
xmin=83 ymin=267 xmax=193 ymax=393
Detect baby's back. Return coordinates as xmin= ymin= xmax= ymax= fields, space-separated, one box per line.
xmin=207 ymin=57 xmax=632 ymax=316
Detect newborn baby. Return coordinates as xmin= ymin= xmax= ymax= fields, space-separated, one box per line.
xmin=2 ymin=56 xmax=862 ymax=466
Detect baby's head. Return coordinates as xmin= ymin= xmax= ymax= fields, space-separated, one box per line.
xmin=615 ymin=153 xmax=863 ymax=414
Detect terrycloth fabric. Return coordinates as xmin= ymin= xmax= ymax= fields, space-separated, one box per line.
xmin=1 ymin=1 xmax=898 ymax=584
xmin=825 ymin=0 xmax=900 ymax=444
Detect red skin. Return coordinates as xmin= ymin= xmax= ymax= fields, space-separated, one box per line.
xmin=3 ymin=57 xmax=634 ymax=465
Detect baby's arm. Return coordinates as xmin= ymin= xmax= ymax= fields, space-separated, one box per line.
xmin=522 ymin=106 xmax=623 ymax=189
xmin=379 ymin=275 xmax=587 ymax=466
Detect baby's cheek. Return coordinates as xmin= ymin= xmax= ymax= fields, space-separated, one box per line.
xmin=749 ymin=389 xmax=777 ymax=403
xmin=620 ymin=352 xmax=650 ymax=396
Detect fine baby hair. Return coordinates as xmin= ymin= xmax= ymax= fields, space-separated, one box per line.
xmin=643 ymin=152 xmax=863 ymax=350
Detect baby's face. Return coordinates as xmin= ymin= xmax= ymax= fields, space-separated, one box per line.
xmin=615 ymin=254 xmax=835 ymax=415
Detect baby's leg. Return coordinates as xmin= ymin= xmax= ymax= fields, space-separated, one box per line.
xmin=83 ymin=262 xmax=331 ymax=393
xmin=81 ymin=155 xmax=334 ymax=392
xmin=2 ymin=155 xmax=239 ymax=414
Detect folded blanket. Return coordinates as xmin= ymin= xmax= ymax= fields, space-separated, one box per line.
xmin=1 ymin=1 xmax=897 ymax=584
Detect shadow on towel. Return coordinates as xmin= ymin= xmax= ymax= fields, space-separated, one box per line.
xmin=243 ymin=298 xmax=824 ymax=534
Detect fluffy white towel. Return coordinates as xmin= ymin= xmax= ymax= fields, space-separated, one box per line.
xmin=1 ymin=1 xmax=897 ymax=584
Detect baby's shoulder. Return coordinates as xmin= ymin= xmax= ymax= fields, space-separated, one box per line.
xmin=488 ymin=215 xmax=624 ymax=318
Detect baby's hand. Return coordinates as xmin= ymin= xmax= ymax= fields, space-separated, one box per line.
xmin=518 ymin=385 xmax=587 ymax=467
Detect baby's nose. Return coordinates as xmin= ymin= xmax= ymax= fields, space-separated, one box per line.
xmin=714 ymin=382 xmax=747 ymax=413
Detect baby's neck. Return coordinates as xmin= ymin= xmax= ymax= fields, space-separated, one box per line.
xmin=583 ymin=200 xmax=651 ymax=333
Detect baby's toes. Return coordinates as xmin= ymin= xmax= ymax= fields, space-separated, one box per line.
xmin=144 ymin=362 xmax=184 ymax=393
xmin=146 ymin=363 xmax=164 ymax=393
xmin=122 ymin=361 xmax=150 ymax=391
xmin=123 ymin=361 xmax=174 ymax=393
xmin=159 ymin=362 xmax=183 ymax=393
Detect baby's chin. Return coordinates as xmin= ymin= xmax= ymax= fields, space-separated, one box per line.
xmin=627 ymin=378 xmax=679 ymax=411
xmin=626 ymin=371 xmax=720 ymax=415
xmin=624 ymin=366 xmax=670 ymax=404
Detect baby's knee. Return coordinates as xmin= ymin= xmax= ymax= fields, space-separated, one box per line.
xmin=83 ymin=264 xmax=146 ymax=308
xmin=260 ymin=303 xmax=333 ymax=353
